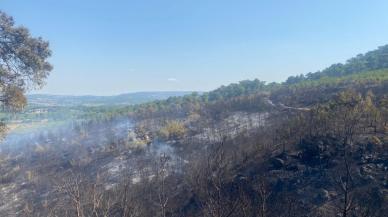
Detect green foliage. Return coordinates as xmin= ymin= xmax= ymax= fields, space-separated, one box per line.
xmin=290 ymin=69 xmax=388 ymax=88
xmin=286 ymin=45 xmax=388 ymax=83
xmin=272 ymin=69 xmax=388 ymax=108
xmin=0 ymin=11 xmax=52 ymax=137
xmin=0 ymin=11 xmax=52 ymax=106
xmin=204 ymin=79 xmax=270 ymax=101
xmin=131 ymin=80 xmax=277 ymax=120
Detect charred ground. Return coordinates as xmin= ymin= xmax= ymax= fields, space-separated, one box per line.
xmin=0 ymin=46 xmax=388 ymax=217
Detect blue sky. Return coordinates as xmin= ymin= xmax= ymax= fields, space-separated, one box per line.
xmin=2 ymin=0 xmax=388 ymax=95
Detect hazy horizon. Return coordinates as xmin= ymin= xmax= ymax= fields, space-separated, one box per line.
xmin=2 ymin=0 xmax=388 ymax=95
xmin=27 ymin=90 xmax=199 ymax=97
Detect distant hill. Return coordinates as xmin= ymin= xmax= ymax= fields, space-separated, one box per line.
xmin=27 ymin=91 xmax=197 ymax=107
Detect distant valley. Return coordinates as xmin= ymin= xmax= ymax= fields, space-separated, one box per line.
xmin=2 ymin=91 xmax=197 ymax=134
xmin=27 ymin=91 xmax=196 ymax=107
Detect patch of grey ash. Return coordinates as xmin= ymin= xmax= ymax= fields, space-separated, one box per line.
xmin=103 ymin=141 xmax=178 ymax=188
xmin=0 ymin=180 xmax=28 ymax=216
xmin=193 ymin=112 xmax=268 ymax=143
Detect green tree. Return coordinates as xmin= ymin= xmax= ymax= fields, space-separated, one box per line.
xmin=0 ymin=11 xmax=52 ymax=136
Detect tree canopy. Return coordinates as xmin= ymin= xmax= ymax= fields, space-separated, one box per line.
xmin=286 ymin=44 xmax=388 ymax=84
xmin=0 ymin=11 xmax=52 ymax=111
xmin=0 ymin=11 xmax=52 ymax=135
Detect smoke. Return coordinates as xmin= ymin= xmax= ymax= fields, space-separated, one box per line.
xmin=0 ymin=116 xmax=178 ymax=166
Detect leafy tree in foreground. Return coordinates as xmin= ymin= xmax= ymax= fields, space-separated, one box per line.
xmin=0 ymin=11 xmax=52 ymax=136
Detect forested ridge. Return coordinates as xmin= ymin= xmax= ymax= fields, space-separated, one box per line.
xmin=58 ymin=46 xmax=388 ymax=123
xmin=286 ymin=44 xmax=388 ymax=83
xmin=128 ymin=45 xmax=388 ymax=121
